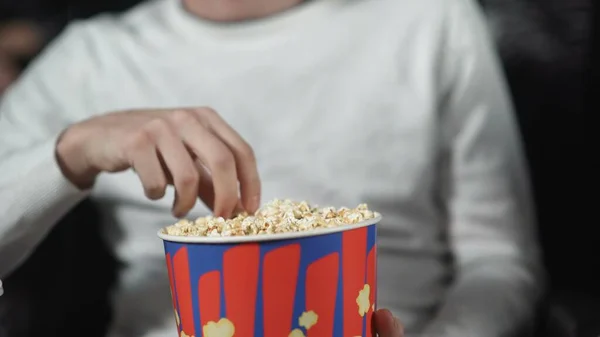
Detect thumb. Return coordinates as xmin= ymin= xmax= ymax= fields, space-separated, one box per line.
xmin=373 ymin=309 xmax=404 ymax=337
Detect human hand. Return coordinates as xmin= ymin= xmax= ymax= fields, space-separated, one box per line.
xmin=56 ymin=108 xmax=261 ymax=218
xmin=374 ymin=309 xmax=404 ymax=337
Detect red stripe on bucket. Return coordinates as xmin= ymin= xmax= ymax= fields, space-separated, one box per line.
xmin=199 ymin=270 xmax=221 ymax=328
xmin=262 ymin=244 xmax=301 ymax=337
xmin=306 ymin=253 xmax=339 ymax=337
xmin=173 ymin=247 xmax=196 ymax=335
xmin=165 ymin=253 xmax=178 ymax=311
xmin=165 ymin=253 xmax=180 ymax=332
xmin=223 ymin=245 xmax=260 ymax=337
xmin=342 ymin=227 xmax=367 ymax=336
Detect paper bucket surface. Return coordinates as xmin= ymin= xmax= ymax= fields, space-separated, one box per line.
xmin=162 ymin=221 xmax=378 ymax=337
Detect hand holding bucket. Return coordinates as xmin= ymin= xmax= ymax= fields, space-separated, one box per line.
xmin=158 ymin=214 xmax=402 ymax=337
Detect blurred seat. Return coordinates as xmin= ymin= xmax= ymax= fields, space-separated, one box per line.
xmin=0 ymin=200 xmax=119 ymax=337
xmin=478 ymin=0 xmax=596 ymax=336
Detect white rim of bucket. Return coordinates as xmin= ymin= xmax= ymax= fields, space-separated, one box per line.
xmin=157 ymin=214 xmax=381 ymax=244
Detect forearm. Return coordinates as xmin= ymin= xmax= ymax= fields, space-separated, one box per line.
xmin=0 ymin=21 xmax=97 ymax=278
xmin=422 ymin=261 xmax=543 ymax=337
xmin=0 ymin=139 xmax=88 ymax=278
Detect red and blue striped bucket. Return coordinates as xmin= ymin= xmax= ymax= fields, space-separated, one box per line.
xmin=158 ymin=215 xmax=380 ymax=337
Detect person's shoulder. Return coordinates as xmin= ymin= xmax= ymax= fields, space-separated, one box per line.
xmin=13 ymin=20 xmax=96 ymax=83
xmin=360 ymin=0 xmax=483 ymax=28
xmin=371 ymin=0 xmax=491 ymax=50
xmin=360 ymin=0 xmax=454 ymax=23
xmin=348 ymin=0 xmax=466 ymax=40
xmin=8 ymin=2 xmax=169 ymax=99
xmin=35 ymin=0 xmax=174 ymax=79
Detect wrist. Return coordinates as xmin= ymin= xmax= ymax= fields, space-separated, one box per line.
xmin=55 ymin=125 xmax=98 ymax=190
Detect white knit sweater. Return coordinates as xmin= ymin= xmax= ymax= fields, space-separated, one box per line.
xmin=0 ymin=0 xmax=541 ymax=336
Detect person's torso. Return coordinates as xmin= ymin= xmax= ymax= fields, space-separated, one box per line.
xmin=67 ymin=0 xmax=456 ymax=334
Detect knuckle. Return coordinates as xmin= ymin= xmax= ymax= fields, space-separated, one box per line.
xmin=169 ymin=109 xmax=196 ymax=125
xmin=196 ymin=107 xmax=217 ymax=119
xmin=177 ymin=168 xmax=199 ymax=187
xmin=238 ymin=142 xmax=256 ymax=163
xmin=143 ymin=118 xmax=171 ymax=135
xmin=211 ymin=152 xmax=235 ymax=171
xmin=125 ymin=129 xmax=153 ymax=153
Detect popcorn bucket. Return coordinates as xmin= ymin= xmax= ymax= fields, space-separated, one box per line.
xmin=158 ymin=215 xmax=380 ymax=337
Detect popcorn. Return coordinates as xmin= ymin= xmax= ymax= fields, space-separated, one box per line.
xmin=174 ymin=309 xmax=180 ymax=326
xmin=356 ymin=284 xmax=371 ymax=317
xmin=298 ymin=310 xmax=318 ymax=330
xmin=288 ymin=329 xmax=305 ymax=337
xmin=163 ymin=199 xmax=378 ymax=237
xmin=203 ymin=318 xmax=235 ymax=337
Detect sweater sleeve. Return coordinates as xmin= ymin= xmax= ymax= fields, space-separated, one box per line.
xmin=422 ymin=1 xmax=543 ymax=336
xmin=0 ymin=24 xmax=93 ymax=279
